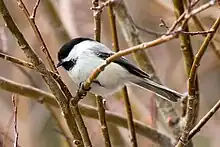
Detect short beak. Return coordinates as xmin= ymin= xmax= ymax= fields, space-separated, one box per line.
xmin=56 ymin=61 xmax=63 ymax=68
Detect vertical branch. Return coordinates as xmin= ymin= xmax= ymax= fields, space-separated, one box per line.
xmin=172 ymin=0 xmax=199 ymax=120
xmin=120 ymin=86 xmax=138 ymax=147
xmin=108 ymin=3 xmax=137 ymax=147
xmin=16 ymin=0 xmax=57 ymax=72
xmin=0 ymin=1 xmax=84 ymax=146
xmin=17 ymin=0 xmax=75 ymax=103
xmin=92 ymin=0 xmax=102 ymax=41
xmin=70 ymin=105 xmax=92 ymax=147
xmin=16 ymin=1 xmax=89 ymax=146
xmin=176 ymin=17 xmax=220 ymax=147
xmin=112 ymin=0 xmax=182 ymax=140
xmin=12 ymin=95 xmax=18 ymax=147
xmin=96 ymin=95 xmax=111 ymax=147
xmin=45 ymin=105 xmax=73 ymax=147
xmin=92 ymin=1 xmax=112 ymax=146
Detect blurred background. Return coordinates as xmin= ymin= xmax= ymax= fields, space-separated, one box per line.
xmin=0 ymin=0 xmax=220 ymax=146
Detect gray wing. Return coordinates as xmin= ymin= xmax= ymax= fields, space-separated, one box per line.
xmin=94 ymin=51 xmax=182 ymax=102
xmin=94 ymin=51 xmax=150 ymax=79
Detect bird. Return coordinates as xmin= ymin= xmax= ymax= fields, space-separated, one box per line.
xmin=56 ymin=37 xmax=182 ymax=102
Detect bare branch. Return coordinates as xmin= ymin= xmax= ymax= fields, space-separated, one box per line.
xmin=0 ymin=1 xmax=84 ymax=145
xmin=96 ymin=95 xmax=111 ymax=147
xmin=30 ymin=0 xmax=41 ymax=19
xmin=179 ymin=30 xmax=214 ymax=35
xmin=192 ymin=16 xmax=220 ymax=60
xmin=188 ymin=100 xmax=220 ymax=139
xmin=12 ymin=95 xmax=19 ymax=147
xmin=16 ymin=0 xmax=57 ymax=72
xmin=0 ymin=76 xmax=172 ymax=147
xmin=176 ymin=17 xmax=220 ymax=147
xmin=120 ymin=86 xmax=138 ymax=147
xmin=70 ymin=105 xmax=92 ymax=147
xmin=172 ymin=0 xmax=199 ymax=127
xmin=108 ymin=3 xmax=137 ymax=146
xmin=92 ymin=0 xmax=102 ymax=41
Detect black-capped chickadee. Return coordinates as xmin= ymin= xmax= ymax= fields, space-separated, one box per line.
xmin=57 ymin=37 xmax=182 ymax=102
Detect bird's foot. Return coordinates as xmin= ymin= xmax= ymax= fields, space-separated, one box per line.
xmin=77 ymin=82 xmax=91 ymax=97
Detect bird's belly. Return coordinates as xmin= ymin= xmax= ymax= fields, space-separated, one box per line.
xmin=67 ymin=61 xmax=131 ymax=96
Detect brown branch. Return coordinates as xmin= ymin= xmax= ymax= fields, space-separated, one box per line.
xmin=110 ymin=0 xmax=183 ymax=141
xmin=96 ymin=95 xmax=111 ymax=147
xmin=0 ymin=76 xmax=172 ymax=147
xmin=0 ymin=52 xmax=37 ymax=70
xmin=93 ymin=1 xmax=112 ymax=146
xmin=108 ymin=2 xmax=137 ymax=147
xmin=30 ymin=0 xmax=41 ymax=19
xmin=77 ymin=1 xmax=217 ymax=142
xmin=1 ymin=52 xmax=72 ymax=147
xmin=0 ymin=51 xmax=73 ymax=103
xmin=0 ymin=49 xmax=96 ymax=146
xmin=192 ymin=16 xmax=220 ymax=60
xmin=172 ymin=0 xmax=199 ymax=125
xmin=0 ymin=1 xmax=84 ymax=146
xmin=179 ymin=30 xmax=214 ymax=35
xmin=70 ymin=105 xmax=92 ymax=147
xmin=12 ymin=95 xmax=18 ymax=147
xmin=73 ymin=0 xmax=216 ymax=107
xmin=16 ymin=0 xmax=76 ymax=101
xmin=14 ymin=1 xmax=90 ymax=146
xmin=176 ymin=17 xmax=220 ymax=147
xmin=16 ymin=0 xmax=57 ymax=72
xmin=82 ymin=33 xmax=178 ymax=93
xmin=188 ymin=100 xmax=220 ymax=139
xmin=120 ymin=86 xmax=138 ymax=147
xmin=167 ymin=0 xmax=216 ymax=34
xmin=92 ymin=0 xmax=102 ymax=41
xmin=0 ymin=52 xmax=60 ymax=79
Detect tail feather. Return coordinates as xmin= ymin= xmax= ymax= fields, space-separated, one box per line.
xmin=133 ymin=79 xmax=182 ymax=102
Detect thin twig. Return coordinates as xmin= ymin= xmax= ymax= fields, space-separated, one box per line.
xmin=17 ymin=0 xmax=74 ymax=102
xmin=0 ymin=1 xmax=84 ymax=146
xmin=70 ymin=105 xmax=92 ymax=147
xmin=0 ymin=52 xmax=60 ymax=79
xmin=0 ymin=50 xmax=38 ymax=87
xmin=172 ymin=0 xmax=199 ymax=125
xmin=176 ymin=17 xmax=220 ymax=147
xmin=30 ymin=0 xmax=41 ymax=19
xmin=0 ymin=76 xmax=173 ymax=147
xmin=188 ymin=100 xmax=220 ymax=139
xmin=180 ymin=30 xmax=214 ymax=35
xmin=82 ymin=33 xmax=178 ymax=93
xmin=93 ymin=1 xmax=111 ymax=146
xmin=120 ymin=86 xmax=138 ymax=147
xmin=65 ymin=0 xmax=215 ymax=112
xmin=92 ymin=0 xmax=102 ymax=41
xmin=159 ymin=18 xmax=169 ymax=29
xmin=16 ymin=1 xmax=88 ymax=146
xmin=75 ymin=1 xmax=216 ymax=142
xmin=12 ymin=95 xmax=18 ymax=147
xmin=192 ymin=16 xmax=220 ymax=60
xmin=167 ymin=0 xmax=216 ymax=34
xmin=16 ymin=0 xmax=57 ymax=73
xmin=96 ymin=95 xmax=111 ymax=147
xmin=108 ymin=3 xmax=137 ymax=147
